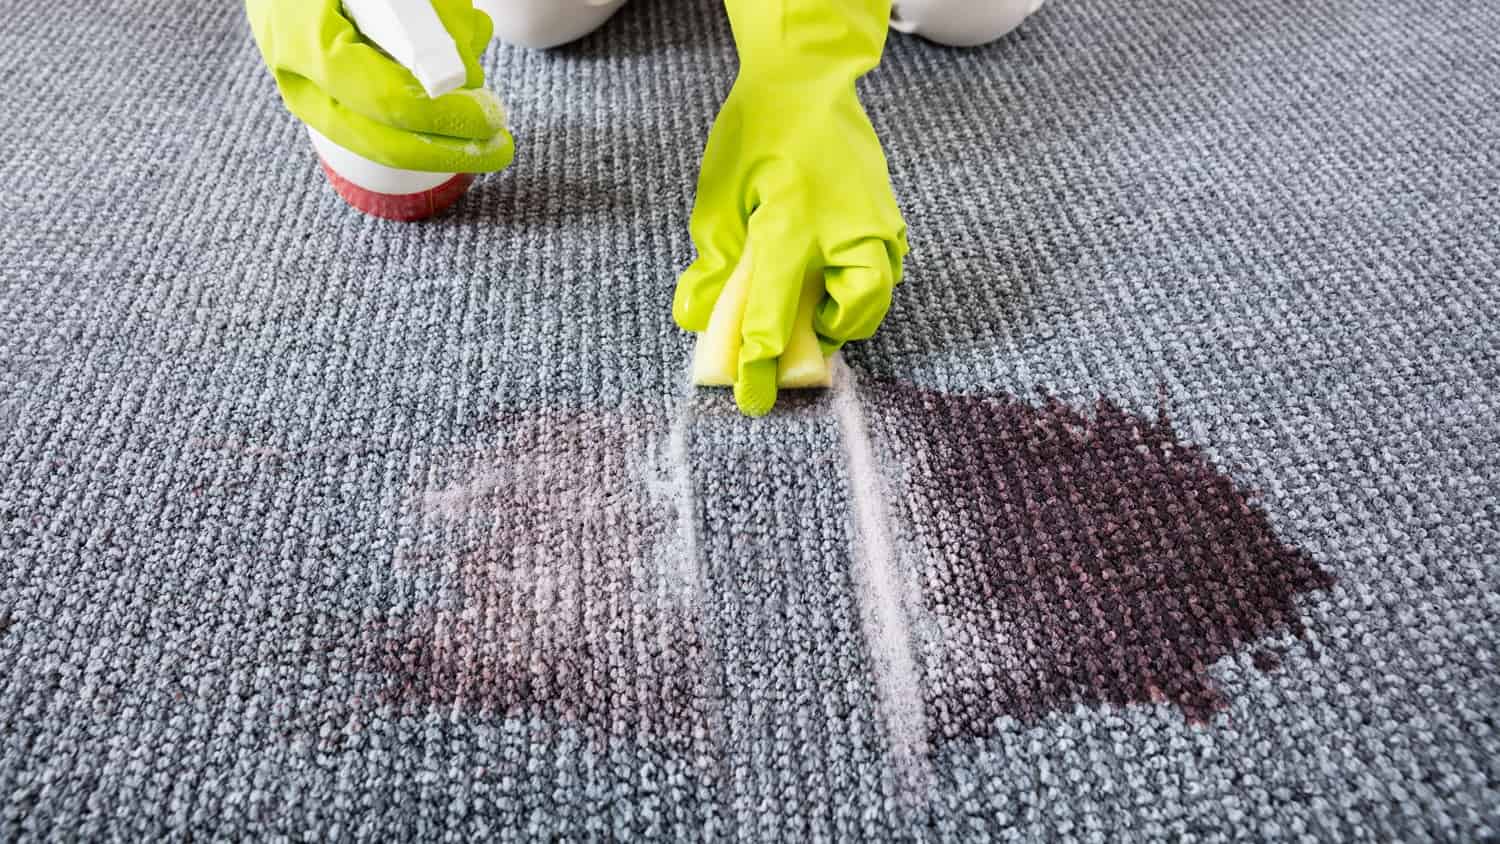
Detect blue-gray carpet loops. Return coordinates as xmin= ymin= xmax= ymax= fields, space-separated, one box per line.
xmin=1 ymin=0 xmax=1497 ymax=839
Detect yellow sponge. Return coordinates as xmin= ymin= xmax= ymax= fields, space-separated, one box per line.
xmin=691 ymin=248 xmax=831 ymax=389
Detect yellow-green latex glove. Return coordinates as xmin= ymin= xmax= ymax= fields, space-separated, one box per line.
xmin=246 ymin=0 xmax=514 ymax=173
xmin=674 ymin=0 xmax=909 ymax=417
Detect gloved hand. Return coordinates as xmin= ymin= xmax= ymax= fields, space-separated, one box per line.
xmin=246 ymin=0 xmax=514 ymax=173
xmin=674 ymin=0 xmax=908 ymax=417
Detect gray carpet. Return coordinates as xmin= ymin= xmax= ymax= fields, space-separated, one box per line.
xmin=2 ymin=0 xmax=1498 ymax=839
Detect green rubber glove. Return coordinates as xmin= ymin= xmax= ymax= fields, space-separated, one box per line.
xmin=246 ymin=0 xmax=514 ymax=173
xmin=674 ymin=0 xmax=909 ymax=417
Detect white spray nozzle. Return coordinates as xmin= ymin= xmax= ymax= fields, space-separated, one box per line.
xmin=342 ymin=0 xmax=467 ymax=99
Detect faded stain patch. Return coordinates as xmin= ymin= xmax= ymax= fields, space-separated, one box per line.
xmin=864 ymin=380 xmax=1335 ymax=735
xmin=360 ymin=408 xmax=711 ymax=742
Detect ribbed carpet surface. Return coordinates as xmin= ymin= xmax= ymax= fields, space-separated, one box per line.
xmin=2 ymin=0 xmax=1498 ymax=839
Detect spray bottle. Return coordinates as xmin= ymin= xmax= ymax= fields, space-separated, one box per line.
xmin=309 ymin=0 xmax=479 ymax=221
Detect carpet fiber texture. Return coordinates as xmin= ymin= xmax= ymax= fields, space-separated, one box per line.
xmin=2 ymin=0 xmax=1498 ymax=839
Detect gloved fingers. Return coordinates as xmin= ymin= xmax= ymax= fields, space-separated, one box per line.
xmin=735 ymin=207 xmax=812 ymax=417
xmin=674 ymin=203 xmax=747 ymax=332
xmin=814 ymin=237 xmax=897 ymax=347
xmin=734 ymin=358 xmax=780 ymax=420
xmin=889 ymin=222 xmax=911 ymax=285
xmin=673 ymin=251 xmax=740 ymax=333
xmin=318 ymin=45 xmax=508 ymax=141
xmin=260 ymin=2 xmax=506 ymax=142
xmin=430 ymin=0 xmax=496 ymax=87
xmin=281 ymin=73 xmax=516 ymax=172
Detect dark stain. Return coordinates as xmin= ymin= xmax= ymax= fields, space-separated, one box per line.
xmin=0 ymin=613 xmax=12 ymax=636
xmin=355 ymin=409 xmax=709 ymax=742
xmin=865 ymin=380 xmax=1335 ymax=733
xmin=1253 ymin=650 xmax=1283 ymax=672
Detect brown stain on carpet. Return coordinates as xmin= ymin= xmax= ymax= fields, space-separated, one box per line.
xmin=865 ymin=381 xmax=1335 ymax=735
xmin=359 ymin=410 xmax=708 ymax=741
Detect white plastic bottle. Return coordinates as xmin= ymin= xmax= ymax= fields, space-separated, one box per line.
xmin=473 ymin=0 xmax=629 ymax=50
xmin=889 ymin=0 xmax=1045 ymax=48
xmin=311 ymin=0 xmax=478 ymax=221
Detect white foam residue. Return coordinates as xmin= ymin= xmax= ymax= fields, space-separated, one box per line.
xmin=666 ymin=400 xmax=702 ymax=600
xmin=643 ymin=374 xmax=705 ymax=606
xmin=832 ymin=358 xmax=932 ymax=799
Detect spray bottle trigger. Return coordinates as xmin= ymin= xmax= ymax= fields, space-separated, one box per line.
xmin=342 ymin=0 xmax=467 ymax=99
